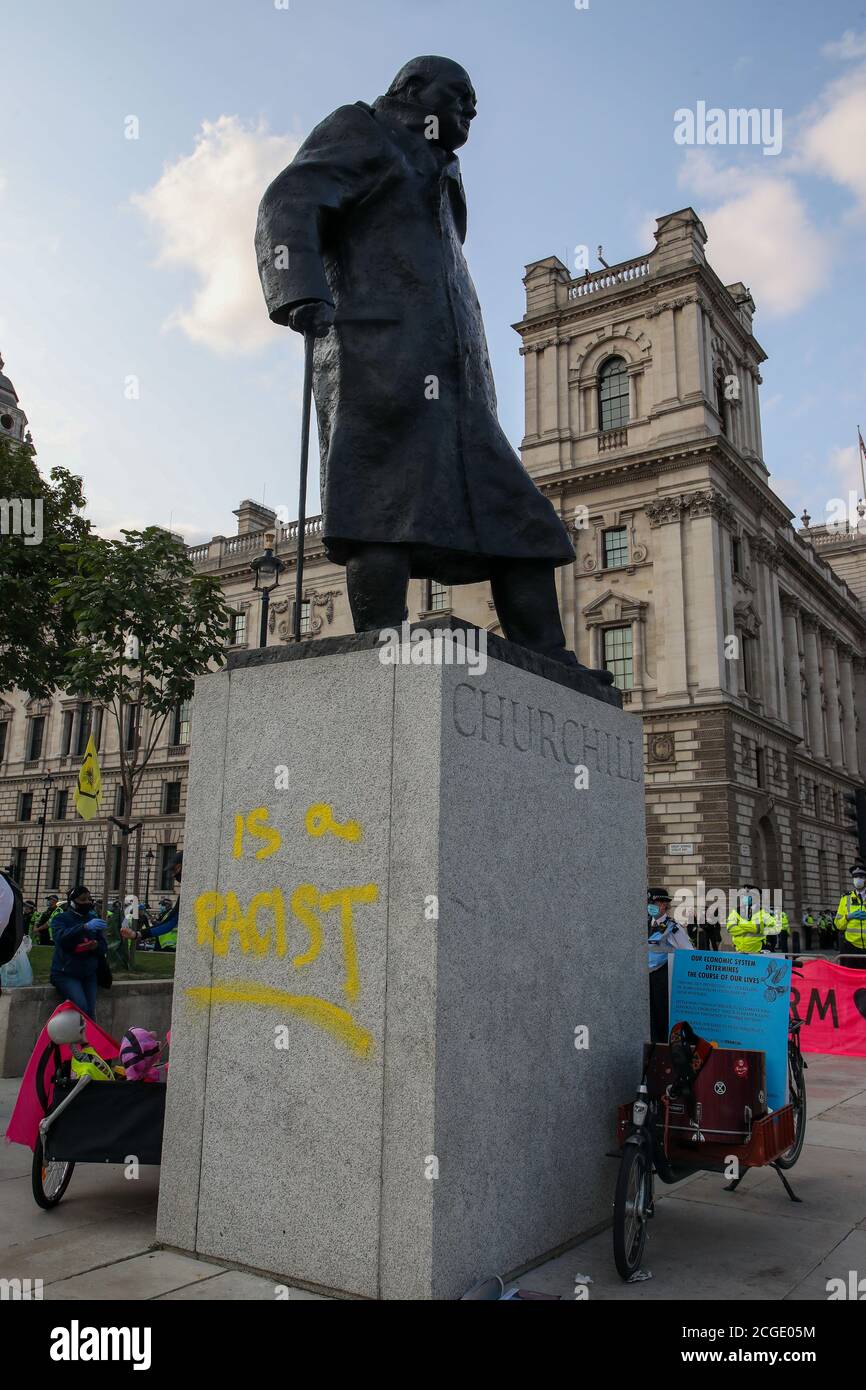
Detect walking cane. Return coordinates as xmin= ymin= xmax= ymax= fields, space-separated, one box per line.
xmin=293 ymin=330 xmax=315 ymax=644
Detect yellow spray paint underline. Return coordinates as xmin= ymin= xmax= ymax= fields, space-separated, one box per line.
xmin=185 ymin=982 xmax=373 ymax=1057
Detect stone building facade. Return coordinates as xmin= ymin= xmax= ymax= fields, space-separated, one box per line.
xmin=1 ymin=212 xmax=864 ymax=922
xmin=513 ymin=208 xmax=866 ymax=918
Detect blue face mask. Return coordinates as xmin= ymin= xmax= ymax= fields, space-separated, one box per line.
xmin=743 ymin=896 xmax=753 ymax=908
xmin=647 ymin=903 xmax=661 ymax=918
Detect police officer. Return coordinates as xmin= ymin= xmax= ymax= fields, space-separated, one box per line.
xmin=647 ymin=888 xmax=693 ymax=1042
xmin=802 ymin=906 xmax=815 ymax=952
xmin=772 ymin=906 xmax=790 ymax=954
xmin=726 ymin=885 xmax=773 ymax=953
xmin=835 ymin=863 xmax=866 ymax=968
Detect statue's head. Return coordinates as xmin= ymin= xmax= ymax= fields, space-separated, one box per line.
xmin=386 ymin=55 xmax=477 ymax=150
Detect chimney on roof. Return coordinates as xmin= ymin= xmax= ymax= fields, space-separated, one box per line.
xmin=233 ymin=499 xmax=277 ymax=536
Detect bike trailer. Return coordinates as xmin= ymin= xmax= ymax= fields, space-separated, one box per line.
xmin=42 ymin=1078 xmax=165 ymax=1166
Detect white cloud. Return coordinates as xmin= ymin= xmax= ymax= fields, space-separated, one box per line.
xmin=131 ymin=116 xmax=299 ymax=355
xmin=822 ymin=30 xmax=866 ymax=61
xmin=799 ymin=64 xmax=866 ymax=216
xmin=676 ymin=152 xmax=829 ymax=314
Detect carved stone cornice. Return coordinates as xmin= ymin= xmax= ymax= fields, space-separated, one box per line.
xmin=750 ymin=535 xmax=779 ymax=568
xmin=688 ymin=487 xmax=735 ymax=525
xmin=644 ymin=293 xmax=698 ymax=318
xmin=645 ymin=495 xmax=688 ymax=527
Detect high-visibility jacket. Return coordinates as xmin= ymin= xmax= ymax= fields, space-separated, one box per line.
xmin=727 ymin=909 xmax=773 ymax=952
xmin=835 ymin=892 xmax=866 ymax=952
xmin=770 ymin=911 xmax=789 ymax=937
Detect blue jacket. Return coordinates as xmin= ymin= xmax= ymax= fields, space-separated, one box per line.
xmin=50 ymin=906 xmax=107 ymax=980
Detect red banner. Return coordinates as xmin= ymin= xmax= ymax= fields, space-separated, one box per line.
xmin=792 ymin=959 xmax=866 ymax=1057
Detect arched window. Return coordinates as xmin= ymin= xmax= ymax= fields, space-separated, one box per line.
xmin=598 ymin=356 xmax=629 ymax=432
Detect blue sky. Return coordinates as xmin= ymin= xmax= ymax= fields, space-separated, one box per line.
xmin=2 ymin=0 xmax=865 ymax=540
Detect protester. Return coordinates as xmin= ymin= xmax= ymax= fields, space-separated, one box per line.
xmin=647 ymin=888 xmax=693 ymax=1043
xmin=835 ymin=863 xmax=866 ymax=969
xmin=49 ymin=885 xmax=109 ymax=1020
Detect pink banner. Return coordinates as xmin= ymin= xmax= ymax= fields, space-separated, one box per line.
xmin=792 ymin=959 xmax=866 ymax=1057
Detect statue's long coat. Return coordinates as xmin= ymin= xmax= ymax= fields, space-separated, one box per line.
xmin=256 ymin=98 xmax=574 ymax=582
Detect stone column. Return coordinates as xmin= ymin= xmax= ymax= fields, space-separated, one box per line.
xmin=752 ymin=538 xmax=781 ymax=720
xmin=645 ymin=496 xmax=688 ymax=698
xmin=802 ymin=617 xmax=826 ymax=761
xmin=821 ymin=629 xmax=844 ymax=770
xmin=651 ymin=307 xmax=678 ymax=409
xmin=855 ymin=659 xmax=866 ymax=773
xmin=838 ymin=647 xmax=859 ymax=775
xmin=780 ymin=596 xmax=804 ymax=742
xmin=687 ymin=491 xmax=730 ymax=697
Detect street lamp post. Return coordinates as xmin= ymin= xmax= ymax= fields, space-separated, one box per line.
xmin=33 ymin=773 xmax=53 ymax=909
xmin=144 ymin=847 xmax=155 ymax=908
xmin=250 ymin=530 xmax=285 ymax=648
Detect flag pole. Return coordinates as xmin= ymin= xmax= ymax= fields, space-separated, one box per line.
xmin=858 ymin=424 xmax=866 ymax=504
xmin=293 ymin=331 xmax=315 ymax=644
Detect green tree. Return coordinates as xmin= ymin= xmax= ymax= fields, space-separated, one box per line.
xmin=56 ymin=525 xmax=233 ymax=899
xmin=0 ymin=434 xmax=90 ymax=697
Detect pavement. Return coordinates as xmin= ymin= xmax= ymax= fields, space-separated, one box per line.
xmin=1 ymin=1052 xmax=864 ymax=1301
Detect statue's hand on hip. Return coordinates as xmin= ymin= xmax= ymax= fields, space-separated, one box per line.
xmin=288 ymin=300 xmax=335 ymax=337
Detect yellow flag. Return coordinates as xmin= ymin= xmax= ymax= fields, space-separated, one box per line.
xmin=74 ymin=734 xmax=102 ymax=822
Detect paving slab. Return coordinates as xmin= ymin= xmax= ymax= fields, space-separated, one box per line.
xmin=784 ymin=1230 xmax=866 ymax=1301
xmin=517 ymin=1205 xmax=851 ymax=1301
xmin=44 ymin=1250 xmax=222 ymax=1301
xmin=0 ymin=1214 xmax=157 ymax=1285
xmin=155 ymin=1269 xmax=329 ymax=1300
xmin=673 ymin=1144 xmax=866 ymax=1227
xmin=802 ymin=1121 xmax=866 ymax=1154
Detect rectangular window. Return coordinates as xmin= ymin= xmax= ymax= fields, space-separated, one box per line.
xmin=602 ymin=527 xmax=629 ymax=570
xmin=731 ymin=537 xmax=742 ymax=576
xmin=125 ymin=704 xmax=139 ymax=750
xmin=755 ymin=747 xmax=764 ymax=788
xmin=12 ymin=847 xmax=27 ymax=885
xmin=0 ymin=722 xmax=8 ymax=764
xmin=19 ymin=792 xmax=34 ymax=821
xmin=230 ymin=610 xmax=247 ymax=645
xmin=602 ymin=625 xmax=634 ymax=690
xmin=55 ymin=788 xmax=68 ymax=819
xmin=92 ymin=706 xmax=104 ymax=751
xmin=427 ymin=580 xmax=450 ymax=612
xmin=111 ymin=844 xmax=123 ymax=893
xmin=172 ymin=701 xmax=191 ymax=747
xmin=115 ymin=784 xmax=126 ymax=817
xmin=159 ymin=844 xmax=178 ymax=893
xmin=61 ymin=709 xmax=74 ymax=756
xmin=298 ymin=600 xmax=311 ymax=636
xmin=26 ymin=716 xmax=45 ymax=761
xmin=164 ymin=782 xmax=181 ymax=815
xmin=74 ymin=702 xmax=92 ymax=757
xmin=72 ymin=846 xmax=87 ymax=885
xmin=46 ymin=846 xmax=63 ymax=891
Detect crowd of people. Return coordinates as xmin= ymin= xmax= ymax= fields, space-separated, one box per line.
xmin=1 ymin=852 xmax=182 ymax=1021
xmin=646 ymin=862 xmax=866 ymax=1041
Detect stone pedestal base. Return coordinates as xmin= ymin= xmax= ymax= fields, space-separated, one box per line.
xmin=156 ymin=624 xmax=647 ymax=1299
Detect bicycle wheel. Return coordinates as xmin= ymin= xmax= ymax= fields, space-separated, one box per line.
xmin=613 ymin=1142 xmax=650 ymax=1279
xmin=31 ymin=1135 xmax=74 ymax=1209
xmin=776 ymin=1047 xmax=806 ymax=1169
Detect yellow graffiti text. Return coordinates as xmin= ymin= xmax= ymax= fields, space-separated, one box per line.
xmin=305 ymin=802 xmax=362 ymax=842
xmin=185 ymin=981 xmax=373 ymax=1057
